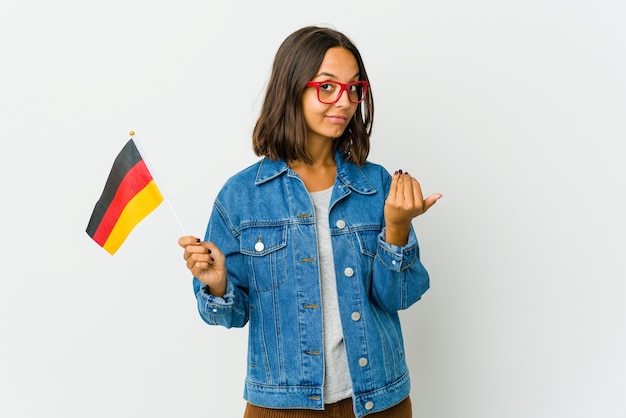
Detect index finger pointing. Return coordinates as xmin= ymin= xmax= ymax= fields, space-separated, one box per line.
xmin=178 ymin=235 xmax=201 ymax=247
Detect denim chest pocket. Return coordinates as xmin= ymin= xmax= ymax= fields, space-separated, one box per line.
xmin=240 ymin=225 xmax=288 ymax=292
xmin=355 ymin=229 xmax=379 ymax=258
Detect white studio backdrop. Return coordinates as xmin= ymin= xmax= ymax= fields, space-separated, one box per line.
xmin=1 ymin=1 xmax=625 ymax=417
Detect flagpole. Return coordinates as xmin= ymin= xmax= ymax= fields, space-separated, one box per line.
xmin=130 ymin=131 xmax=188 ymax=235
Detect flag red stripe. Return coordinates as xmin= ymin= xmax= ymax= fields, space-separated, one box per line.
xmin=90 ymin=160 xmax=154 ymax=246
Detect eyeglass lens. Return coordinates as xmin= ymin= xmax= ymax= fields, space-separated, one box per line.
xmin=318 ymin=82 xmax=366 ymax=104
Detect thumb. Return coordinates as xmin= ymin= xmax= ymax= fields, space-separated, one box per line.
xmin=423 ymin=193 xmax=443 ymax=212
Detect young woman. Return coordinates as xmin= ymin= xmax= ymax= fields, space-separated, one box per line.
xmin=178 ymin=26 xmax=441 ymax=418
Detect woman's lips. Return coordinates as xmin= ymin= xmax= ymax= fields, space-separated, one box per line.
xmin=325 ymin=114 xmax=348 ymax=124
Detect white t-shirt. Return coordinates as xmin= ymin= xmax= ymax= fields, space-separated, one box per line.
xmin=309 ymin=187 xmax=353 ymax=404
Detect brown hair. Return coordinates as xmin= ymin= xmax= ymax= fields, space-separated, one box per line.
xmin=252 ymin=26 xmax=374 ymax=166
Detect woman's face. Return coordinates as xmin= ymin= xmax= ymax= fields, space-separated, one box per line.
xmin=302 ymin=47 xmax=360 ymax=144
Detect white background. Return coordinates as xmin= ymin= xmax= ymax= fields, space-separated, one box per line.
xmin=1 ymin=1 xmax=625 ymax=417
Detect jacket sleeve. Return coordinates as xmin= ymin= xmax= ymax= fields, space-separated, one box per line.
xmin=371 ymin=226 xmax=430 ymax=312
xmin=193 ymin=199 xmax=249 ymax=328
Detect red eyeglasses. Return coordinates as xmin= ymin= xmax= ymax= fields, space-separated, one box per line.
xmin=306 ymin=80 xmax=369 ymax=104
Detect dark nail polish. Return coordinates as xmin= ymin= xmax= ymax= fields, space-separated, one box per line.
xmin=398 ymin=169 xmax=403 ymax=174
xmin=394 ymin=170 xmax=399 ymax=175
xmin=207 ymin=249 xmax=212 ymax=254
xmin=195 ymin=238 xmax=201 ymax=243
xmin=210 ymin=257 xmax=215 ymax=262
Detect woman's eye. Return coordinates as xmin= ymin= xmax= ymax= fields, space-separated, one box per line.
xmin=320 ymin=83 xmax=334 ymax=91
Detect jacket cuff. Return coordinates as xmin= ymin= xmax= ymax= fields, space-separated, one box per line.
xmin=197 ymin=280 xmax=235 ymax=315
xmin=376 ymin=228 xmax=419 ymax=271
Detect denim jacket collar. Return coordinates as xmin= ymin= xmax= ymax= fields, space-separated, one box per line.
xmin=254 ymin=150 xmax=377 ymax=195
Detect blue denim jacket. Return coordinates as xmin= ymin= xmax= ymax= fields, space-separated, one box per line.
xmin=194 ymin=151 xmax=430 ymax=417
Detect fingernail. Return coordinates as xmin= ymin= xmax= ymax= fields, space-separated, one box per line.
xmin=394 ymin=170 xmax=398 ymax=175
xmin=398 ymin=169 xmax=403 ymax=174
xmin=210 ymin=257 xmax=215 ymax=262
xmin=195 ymin=238 xmax=201 ymax=243
xmin=207 ymin=249 xmax=212 ymax=254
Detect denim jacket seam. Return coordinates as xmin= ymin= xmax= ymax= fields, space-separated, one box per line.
xmin=214 ymin=199 xmax=240 ymax=238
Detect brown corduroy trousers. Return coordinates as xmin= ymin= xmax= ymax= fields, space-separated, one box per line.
xmin=243 ymin=396 xmax=412 ymax=418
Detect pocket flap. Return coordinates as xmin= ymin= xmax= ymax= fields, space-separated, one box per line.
xmin=240 ymin=225 xmax=287 ymax=256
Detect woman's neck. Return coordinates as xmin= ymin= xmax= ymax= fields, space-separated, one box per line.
xmin=288 ymin=151 xmax=336 ymax=192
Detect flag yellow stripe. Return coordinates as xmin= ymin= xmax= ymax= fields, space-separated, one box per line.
xmin=102 ymin=180 xmax=164 ymax=255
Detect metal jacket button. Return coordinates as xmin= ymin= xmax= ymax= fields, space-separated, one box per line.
xmin=344 ymin=267 xmax=354 ymax=277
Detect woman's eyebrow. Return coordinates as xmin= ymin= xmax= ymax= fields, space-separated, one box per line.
xmin=314 ymin=71 xmax=361 ymax=79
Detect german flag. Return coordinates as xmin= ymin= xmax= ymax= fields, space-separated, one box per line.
xmin=86 ymin=138 xmax=163 ymax=254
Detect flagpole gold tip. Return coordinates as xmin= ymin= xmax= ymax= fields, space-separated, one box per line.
xmin=129 ymin=131 xmax=135 ymax=137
